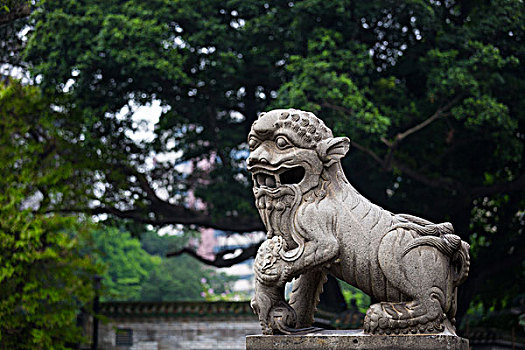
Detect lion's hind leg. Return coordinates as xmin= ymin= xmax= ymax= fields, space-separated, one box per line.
xmin=369 ymin=228 xmax=453 ymax=335
xmin=364 ymin=287 xmax=447 ymax=334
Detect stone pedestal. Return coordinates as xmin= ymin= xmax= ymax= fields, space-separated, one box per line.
xmin=246 ymin=330 xmax=469 ymax=350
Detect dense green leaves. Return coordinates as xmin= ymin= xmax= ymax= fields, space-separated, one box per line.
xmin=88 ymin=227 xmax=238 ymax=302
xmin=0 ymin=81 xmax=101 ymax=349
xmin=139 ymin=257 xmax=201 ymax=301
xmin=25 ymin=0 xmax=185 ymax=110
xmin=340 ymin=281 xmax=371 ymax=315
xmin=139 ymin=255 xmax=237 ymax=302
xmin=276 ymin=29 xmax=390 ymax=136
xmin=88 ymin=228 xmax=161 ymax=301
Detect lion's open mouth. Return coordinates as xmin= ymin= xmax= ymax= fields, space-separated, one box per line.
xmin=253 ymin=166 xmax=305 ymax=189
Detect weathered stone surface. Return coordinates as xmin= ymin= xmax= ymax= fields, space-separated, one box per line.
xmin=246 ymin=109 xmax=471 ymax=336
xmin=246 ymin=330 xmax=469 ymax=350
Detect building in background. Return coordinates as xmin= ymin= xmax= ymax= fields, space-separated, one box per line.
xmin=92 ymin=301 xmax=259 ymax=350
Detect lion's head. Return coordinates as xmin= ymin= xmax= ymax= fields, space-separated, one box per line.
xmin=247 ymin=108 xmax=350 ymax=197
xmin=247 ymin=109 xmax=350 ymax=255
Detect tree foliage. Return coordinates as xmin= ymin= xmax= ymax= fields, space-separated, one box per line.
xmin=140 ymin=229 xmax=188 ymax=256
xmin=87 ymin=227 xmax=237 ymax=302
xmin=0 ymin=1 xmax=30 ymax=72
xmin=139 ymin=255 xmax=237 ymax=302
xmin=4 ymin=0 xmax=523 ymax=328
xmin=88 ymin=228 xmax=161 ymax=301
xmin=0 ymin=81 xmax=101 ymax=349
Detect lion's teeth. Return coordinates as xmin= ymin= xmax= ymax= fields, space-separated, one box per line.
xmin=256 ymin=174 xmax=265 ymax=187
xmin=266 ymin=176 xmax=276 ymax=188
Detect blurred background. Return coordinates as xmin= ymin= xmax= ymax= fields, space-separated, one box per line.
xmin=0 ymin=0 xmax=523 ymax=349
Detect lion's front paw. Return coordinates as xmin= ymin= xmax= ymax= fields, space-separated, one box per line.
xmin=254 ymin=237 xmax=291 ymax=285
xmin=255 ymin=255 xmax=291 ymax=285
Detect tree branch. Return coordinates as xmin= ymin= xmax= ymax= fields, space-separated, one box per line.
xmin=469 ymin=172 xmax=525 ymax=197
xmin=351 ymin=140 xmax=385 ymax=166
xmin=351 ymin=140 xmax=465 ymax=193
xmin=122 ymin=167 xmax=164 ymax=205
xmin=382 ymin=96 xmax=461 ymax=168
xmin=348 ymin=97 xmax=469 ymax=194
xmin=392 ymin=95 xmax=460 ymax=145
xmin=166 ymin=241 xmax=262 ymax=268
xmin=0 ymin=2 xmax=31 ymax=26
xmin=390 ymin=158 xmax=464 ymax=193
xmin=48 ymin=161 xmax=265 ymax=231
xmin=321 ymin=101 xmax=354 ymax=115
xmin=54 ymin=205 xmax=265 ymax=232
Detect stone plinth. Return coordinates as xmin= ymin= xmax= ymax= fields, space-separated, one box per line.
xmin=246 ymin=330 xmax=469 ymax=350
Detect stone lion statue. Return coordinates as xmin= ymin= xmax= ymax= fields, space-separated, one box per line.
xmin=247 ymin=108 xmax=470 ymax=336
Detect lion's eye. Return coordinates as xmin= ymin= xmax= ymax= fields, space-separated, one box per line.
xmin=248 ymin=138 xmax=259 ymax=150
xmin=275 ymin=136 xmax=291 ymax=149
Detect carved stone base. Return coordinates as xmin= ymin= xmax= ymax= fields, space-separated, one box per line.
xmin=246 ymin=330 xmax=469 ymax=350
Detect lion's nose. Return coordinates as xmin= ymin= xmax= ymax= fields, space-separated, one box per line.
xmin=247 ymin=144 xmax=273 ymax=167
xmin=247 ymin=156 xmax=269 ymax=166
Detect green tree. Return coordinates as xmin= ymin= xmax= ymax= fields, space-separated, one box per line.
xmin=140 ymin=229 xmax=189 ymax=257
xmin=88 ymin=227 xmax=234 ymax=302
xmin=0 ymin=81 xmax=101 ymax=349
xmin=89 ymin=227 xmax=160 ymax=301
xmin=12 ymin=0 xmax=525 ymax=327
xmin=138 ymin=230 xmax=238 ymax=301
xmin=140 ymin=256 xmax=208 ymax=301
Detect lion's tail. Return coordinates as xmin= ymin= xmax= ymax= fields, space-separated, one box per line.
xmin=451 ymin=240 xmax=470 ymax=285
xmin=402 ymin=232 xmax=470 ymax=286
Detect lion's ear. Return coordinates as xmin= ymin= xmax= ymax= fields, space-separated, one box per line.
xmin=316 ymin=137 xmax=350 ymax=167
